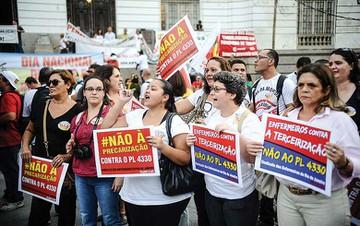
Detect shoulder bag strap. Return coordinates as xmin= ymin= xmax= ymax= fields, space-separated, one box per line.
xmin=43 ymin=99 xmax=50 ymax=157
xmin=165 ymin=112 xmax=176 ymax=146
xmin=198 ymin=93 xmax=209 ymax=110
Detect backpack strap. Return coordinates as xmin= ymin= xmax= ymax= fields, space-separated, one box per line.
xmin=236 ymin=108 xmax=251 ymax=133
xmin=251 ymin=78 xmax=261 ymax=112
xmin=275 ymin=75 xmax=287 ymax=115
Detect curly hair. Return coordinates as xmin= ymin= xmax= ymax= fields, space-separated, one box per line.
xmin=213 ymin=71 xmax=246 ymax=106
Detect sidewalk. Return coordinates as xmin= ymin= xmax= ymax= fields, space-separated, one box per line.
xmin=0 ymin=174 xmax=198 ymax=226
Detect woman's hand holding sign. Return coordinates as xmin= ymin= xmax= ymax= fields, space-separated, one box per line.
xmin=325 ymin=142 xmax=352 ymax=177
xmin=185 ymin=133 xmax=196 ymax=147
xmin=147 ymin=135 xmax=165 ymax=150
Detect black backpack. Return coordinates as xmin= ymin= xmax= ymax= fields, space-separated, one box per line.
xmin=251 ymin=75 xmax=287 ymax=115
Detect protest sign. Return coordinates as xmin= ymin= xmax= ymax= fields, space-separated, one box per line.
xmin=157 ymin=15 xmax=199 ymax=81
xmin=19 ymin=156 xmax=68 ymax=205
xmin=218 ymin=32 xmax=258 ymax=57
xmin=0 ymin=25 xmax=18 ymax=44
xmin=190 ymin=124 xmax=242 ymax=186
xmin=93 ymin=127 xmax=159 ymax=177
xmin=123 ymin=97 xmax=146 ymax=114
xmin=255 ymin=114 xmax=332 ymax=196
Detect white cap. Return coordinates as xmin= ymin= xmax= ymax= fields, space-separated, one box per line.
xmin=1 ymin=70 xmax=19 ymax=89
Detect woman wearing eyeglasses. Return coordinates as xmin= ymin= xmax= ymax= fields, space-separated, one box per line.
xmin=21 ymin=69 xmax=80 ymax=226
xmin=175 ymin=56 xmax=231 ymax=226
xmin=65 ymin=76 xmax=123 ymax=226
xmin=186 ymin=71 xmax=263 ymax=226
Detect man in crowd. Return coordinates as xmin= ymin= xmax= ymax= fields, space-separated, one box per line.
xmin=104 ymin=26 xmax=116 ymax=41
xmin=22 ymin=77 xmax=40 ymax=132
xmin=250 ymin=49 xmax=296 ymax=226
xmin=287 ymin=56 xmax=311 ymax=84
xmin=136 ymin=50 xmax=149 ymax=77
xmin=139 ymin=68 xmax=153 ymax=105
xmin=0 ymin=70 xmax=24 ymax=211
xmin=58 ymin=33 xmax=69 ymax=54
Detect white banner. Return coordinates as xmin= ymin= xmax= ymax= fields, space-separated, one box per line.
xmin=76 ymin=42 xmax=138 ymax=68
xmin=0 ymin=53 xmax=104 ymax=71
xmin=0 ymin=25 xmax=18 ymax=44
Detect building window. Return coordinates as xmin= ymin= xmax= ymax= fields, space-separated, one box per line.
xmin=161 ymin=0 xmax=199 ymax=30
xmin=297 ymin=0 xmax=335 ymax=48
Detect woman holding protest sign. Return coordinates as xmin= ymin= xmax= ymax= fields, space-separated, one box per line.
xmin=21 ymin=69 xmax=80 ymax=226
xmin=175 ymin=56 xmax=231 ymax=226
xmin=248 ymin=63 xmax=360 ymax=226
xmin=186 ymin=71 xmax=263 ymax=226
xmin=65 ymin=76 xmax=123 ymax=226
xmin=104 ymin=78 xmax=191 ymax=226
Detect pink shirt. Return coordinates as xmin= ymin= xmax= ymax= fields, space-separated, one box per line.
xmin=278 ymin=107 xmax=360 ymax=191
xmin=70 ymin=106 xmax=110 ymax=177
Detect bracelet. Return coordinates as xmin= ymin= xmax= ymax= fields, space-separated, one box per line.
xmin=337 ymin=158 xmax=349 ymax=170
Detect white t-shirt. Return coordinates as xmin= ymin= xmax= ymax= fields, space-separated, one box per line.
xmin=120 ymin=109 xmax=192 ymax=205
xmin=252 ymin=74 xmax=296 ymax=118
xmin=137 ymin=55 xmax=149 ymax=71
xmin=186 ymin=89 xmax=219 ymax=119
xmin=59 ymin=38 xmax=67 ymax=50
xmin=22 ymin=89 xmax=38 ymax=117
xmin=104 ymin=32 xmax=115 ymax=40
xmin=204 ymin=106 xmax=263 ymax=199
xmin=287 ymin=71 xmax=297 ymax=84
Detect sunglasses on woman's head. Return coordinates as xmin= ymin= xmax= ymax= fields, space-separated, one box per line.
xmin=47 ymin=79 xmax=61 ymax=87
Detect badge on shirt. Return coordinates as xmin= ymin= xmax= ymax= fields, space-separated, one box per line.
xmin=347 ymin=106 xmax=356 ymax=117
xmin=58 ymin=121 xmax=71 ymax=131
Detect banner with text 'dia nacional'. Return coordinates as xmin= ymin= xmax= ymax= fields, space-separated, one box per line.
xmin=157 ymin=15 xmax=199 ymax=81
xmin=19 ymin=156 xmax=69 ymax=205
xmin=93 ymin=127 xmax=160 ymax=177
xmin=0 ymin=52 xmax=104 ymax=72
xmin=255 ymin=114 xmax=332 ymax=196
xmin=190 ymin=124 xmax=242 ymax=186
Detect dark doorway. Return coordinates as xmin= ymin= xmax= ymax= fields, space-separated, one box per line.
xmin=66 ymin=0 xmax=116 ymax=37
xmin=0 ymin=0 xmax=18 ymax=52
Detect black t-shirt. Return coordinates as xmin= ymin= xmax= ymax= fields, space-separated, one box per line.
xmin=30 ymin=100 xmax=81 ymax=158
xmin=346 ymin=85 xmax=360 ymax=135
xmin=30 ymin=86 xmax=50 ymax=118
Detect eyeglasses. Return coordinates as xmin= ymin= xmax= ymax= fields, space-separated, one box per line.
xmin=84 ymin=87 xmax=104 ymax=92
xmin=255 ymin=55 xmax=270 ymax=61
xmin=47 ymin=79 xmax=62 ymax=87
xmin=210 ymin=87 xmax=227 ymax=93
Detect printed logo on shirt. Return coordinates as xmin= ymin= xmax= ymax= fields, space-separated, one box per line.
xmin=58 ymin=121 xmax=71 ymax=131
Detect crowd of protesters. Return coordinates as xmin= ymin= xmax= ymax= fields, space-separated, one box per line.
xmin=0 ymin=47 xmax=360 ymax=226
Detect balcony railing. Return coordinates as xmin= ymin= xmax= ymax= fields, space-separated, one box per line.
xmin=297 ymin=34 xmax=333 ymax=48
